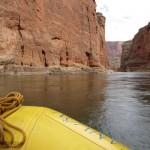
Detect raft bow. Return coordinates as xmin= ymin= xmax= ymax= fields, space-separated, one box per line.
xmin=0 ymin=92 xmax=26 ymax=148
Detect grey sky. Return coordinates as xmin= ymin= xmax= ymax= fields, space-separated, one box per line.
xmin=96 ymin=0 xmax=150 ymax=41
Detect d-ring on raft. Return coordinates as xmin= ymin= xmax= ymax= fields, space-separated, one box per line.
xmin=0 ymin=92 xmax=129 ymax=150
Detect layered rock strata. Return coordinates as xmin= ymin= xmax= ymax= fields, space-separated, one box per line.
xmin=0 ymin=0 xmax=109 ymax=73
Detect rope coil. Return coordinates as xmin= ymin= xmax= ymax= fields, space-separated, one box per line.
xmin=0 ymin=92 xmax=26 ymax=148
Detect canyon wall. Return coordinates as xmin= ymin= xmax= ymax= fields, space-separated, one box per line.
xmin=120 ymin=41 xmax=132 ymax=71
xmin=0 ymin=0 xmax=109 ymax=73
xmin=121 ymin=23 xmax=150 ymax=71
xmin=107 ymin=41 xmax=123 ymax=70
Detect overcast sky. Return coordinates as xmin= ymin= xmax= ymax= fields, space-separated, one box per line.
xmin=96 ymin=0 xmax=150 ymax=41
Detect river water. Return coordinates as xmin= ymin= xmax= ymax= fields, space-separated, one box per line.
xmin=0 ymin=72 xmax=150 ymax=150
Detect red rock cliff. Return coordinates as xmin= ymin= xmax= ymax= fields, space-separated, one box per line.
xmin=121 ymin=23 xmax=150 ymax=71
xmin=0 ymin=0 xmax=109 ymax=71
xmin=107 ymin=41 xmax=123 ymax=70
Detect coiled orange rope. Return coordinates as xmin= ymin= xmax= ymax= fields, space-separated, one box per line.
xmin=0 ymin=92 xmax=26 ymax=148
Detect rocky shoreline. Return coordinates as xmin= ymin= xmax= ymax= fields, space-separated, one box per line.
xmin=0 ymin=65 xmax=112 ymax=75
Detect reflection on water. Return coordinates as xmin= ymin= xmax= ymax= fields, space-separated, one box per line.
xmin=0 ymin=72 xmax=150 ymax=150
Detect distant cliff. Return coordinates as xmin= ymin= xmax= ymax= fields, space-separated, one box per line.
xmin=0 ymin=0 xmax=109 ymax=73
xmin=121 ymin=23 xmax=150 ymax=71
xmin=107 ymin=41 xmax=123 ymax=70
xmin=120 ymin=41 xmax=132 ymax=71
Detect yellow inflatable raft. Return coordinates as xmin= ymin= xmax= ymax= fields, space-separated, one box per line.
xmin=2 ymin=106 xmax=129 ymax=150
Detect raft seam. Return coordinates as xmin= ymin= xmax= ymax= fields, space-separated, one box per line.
xmin=23 ymin=108 xmax=45 ymax=150
xmin=44 ymin=114 xmax=107 ymax=150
